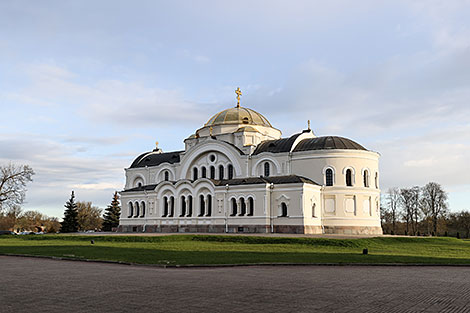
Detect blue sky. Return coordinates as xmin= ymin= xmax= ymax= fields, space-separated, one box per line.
xmin=1 ymin=0 xmax=469 ymax=217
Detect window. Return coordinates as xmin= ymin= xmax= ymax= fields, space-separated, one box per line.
xmin=187 ymin=195 xmax=193 ymax=217
xmin=346 ymin=169 xmax=353 ymax=187
xmin=180 ymin=196 xmax=186 ymax=217
xmin=201 ymin=167 xmax=207 ymax=178
xmin=210 ymin=166 xmax=215 ymax=179
xmin=264 ymin=162 xmax=270 ymax=177
xmin=312 ymin=203 xmax=316 ymax=218
xmin=228 ymin=164 xmax=234 ymax=179
xmin=137 ymin=182 xmax=142 ymax=187
xmin=247 ymin=198 xmax=254 ymax=216
xmin=363 ymin=170 xmax=369 ymax=187
xmin=163 ymin=197 xmax=168 ymax=217
xmin=134 ymin=202 xmax=140 ymax=217
xmin=325 ymin=168 xmax=333 ymax=186
xmin=239 ymin=198 xmax=246 ymax=216
xmin=219 ymin=165 xmax=224 ymax=180
xmin=193 ymin=167 xmax=198 ymax=180
xmin=206 ymin=195 xmax=212 ymax=216
xmin=164 ymin=171 xmax=169 ymax=181
xmin=280 ymin=202 xmax=288 ymax=217
xmin=140 ymin=202 xmax=145 ymax=217
xmin=128 ymin=203 xmax=134 ymax=218
xmin=231 ymin=198 xmax=237 ymax=216
xmin=199 ymin=195 xmax=205 ymax=217
xmin=375 ymin=172 xmax=378 ymax=189
xmin=169 ymin=196 xmax=174 ymax=217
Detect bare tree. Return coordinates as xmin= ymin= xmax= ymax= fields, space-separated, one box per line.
xmin=0 ymin=163 xmax=35 ymax=211
xmin=399 ymin=188 xmax=414 ymax=235
xmin=386 ymin=188 xmax=400 ymax=234
xmin=457 ymin=210 xmax=470 ymax=238
xmin=421 ymin=182 xmax=448 ymax=235
xmin=76 ymin=201 xmax=103 ymax=231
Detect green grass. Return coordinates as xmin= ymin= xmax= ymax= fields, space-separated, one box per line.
xmin=1 ymin=234 xmax=470 ymax=265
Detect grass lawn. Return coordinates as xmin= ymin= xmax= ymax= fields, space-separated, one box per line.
xmin=1 ymin=234 xmax=470 ymax=265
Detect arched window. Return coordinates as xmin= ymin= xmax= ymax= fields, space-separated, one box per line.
xmin=346 ymin=169 xmax=353 ymax=187
xmin=280 ymin=202 xmax=288 ymax=217
xmin=375 ymin=172 xmax=378 ymax=189
xmin=363 ymin=170 xmax=369 ymax=187
xmin=140 ymin=202 xmax=145 ymax=217
xmin=228 ymin=164 xmax=234 ymax=179
xmin=264 ymin=162 xmax=270 ymax=177
xmin=247 ymin=198 xmax=254 ymax=216
xmin=187 ymin=195 xmax=193 ymax=217
xmin=138 ymin=182 xmax=142 ymax=187
xmin=219 ymin=165 xmax=224 ymax=180
xmin=180 ymin=196 xmax=186 ymax=217
xmin=325 ymin=168 xmax=333 ymax=186
xmin=201 ymin=167 xmax=207 ymax=178
xmin=193 ymin=167 xmax=198 ymax=180
xmin=210 ymin=166 xmax=215 ymax=179
xmin=199 ymin=195 xmax=205 ymax=217
xmin=312 ymin=203 xmax=316 ymax=218
xmin=169 ymin=196 xmax=174 ymax=217
xmin=163 ymin=197 xmax=168 ymax=217
xmin=239 ymin=198 xmax=246 ymax=216
xmin=134 ymin=202 xmax=140 ymax=217
xmin=231 ymin=198 xmax=237 ymax=216
xmin=206 ymin=195 xmax=212 ymax=216
xmin=164 ymin=171 xmax=169 ymax=181
xmin=128 ymin=202 xmax=134 ymax=218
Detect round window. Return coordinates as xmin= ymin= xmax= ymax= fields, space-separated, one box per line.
xmin=208 ymin=154 xmax=216 ymax=163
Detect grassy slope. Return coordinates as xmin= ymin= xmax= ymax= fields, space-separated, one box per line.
xmin=0 ymin=235 xmax=469 ymax=265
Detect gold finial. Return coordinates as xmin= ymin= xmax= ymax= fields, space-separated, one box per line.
xmin=235 ymin=87 xmax=242 ymax=108
xmin=155 ymin=141 xmax=159 ymax=148
xmin=209 ymin=126 xmax=213 ymax=136
xmin=307 ymin=120 xmax=311 ymax=131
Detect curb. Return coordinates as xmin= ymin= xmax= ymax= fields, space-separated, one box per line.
xmin=2 ymin=253 xmax=470 ymax=268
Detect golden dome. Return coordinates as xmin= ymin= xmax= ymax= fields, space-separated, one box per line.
xmin=205 ymin=106 xmax=272 ymax=127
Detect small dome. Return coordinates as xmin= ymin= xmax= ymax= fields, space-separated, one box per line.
xmin=205 ymin=107 xmax=272 ymax=127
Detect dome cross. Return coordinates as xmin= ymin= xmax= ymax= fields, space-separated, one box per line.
xmin=235 ymin=87 xmax=242 ymax=108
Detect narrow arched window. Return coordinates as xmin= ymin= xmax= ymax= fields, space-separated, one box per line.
xmin=231 ymin=198 xmax=237 ymax=216
xmin=164 ymin=171 xmax=169 ymax=181
xmin=163 ymin=197 xmax=168 ymax=217
xmin=228 ymin=164 xmax=234 ymax=179
xmin=199 ymin=195 xmax=205 ymax=217
xmin=248 ymin=198 xmax=254 ymax=216
xmin=312 ymin=203 xmax=316 ymax=218
xmin=264 ymin=162 xmax=270 ymax=177
xmin=193 ymin=167 xmax=198 ymax=180
xmin=201 ymin=167 xmax=207 ymax=178
xmin=128 ymin=203 xmax=134 ymax=218
xmin=280 ymin=202 xmax=288 ymax=217
xmin=180 ymin=196 xmax=186 ymax=217
xmin=187 ymin=195 xmax=193 ymax=217
xmin=325 ymin=168 xmax=333 ymax=186
xmin=240 ymin=198 xmax=246 ymax=216
xmin=169 ymin=196 xmax=174 ymax=217
xmin=363 ymin=170 xmax=369 ymax=187
xmin=375 ymin=172 xmax=378 ymax=189
xmin=346 ymin=169 xmax=353 ymax=187
xmin=210 ymin=166 xmax=215 ymax=179
xmin=134 ymin=202 xmax=140 ymax=217
xmin=206 ymin=195 xmax=212 ymax=216
xmin=140 ymin=202 xmax=145 ymax=217
xmin=219 ymin=165 xmax=224 ymax=180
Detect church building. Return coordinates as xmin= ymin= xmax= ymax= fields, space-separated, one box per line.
xmin=119 ymin=89 xmax=382 ymax=234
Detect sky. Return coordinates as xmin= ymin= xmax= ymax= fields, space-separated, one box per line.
xmin=1 ymin=0 xmax=469 ymax=218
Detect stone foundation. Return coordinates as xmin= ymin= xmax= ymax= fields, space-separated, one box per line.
xmin=323 ymin=226 xmax=383 ymax=235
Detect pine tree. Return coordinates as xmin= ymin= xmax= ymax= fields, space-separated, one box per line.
xmin=102 ymin=191 xmax=121 ymax=231
xmin=60 ymin=191 xmax=79 ymax=233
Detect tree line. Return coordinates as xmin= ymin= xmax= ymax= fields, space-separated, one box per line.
xmin=381 ymin=182 xmax=470 ymax=237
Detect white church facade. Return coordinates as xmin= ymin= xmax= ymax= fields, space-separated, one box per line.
xmin=119 ymin=89 xmax=382 ymax=234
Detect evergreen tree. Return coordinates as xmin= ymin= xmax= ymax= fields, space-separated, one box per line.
xmin=60 ymin=191 xmax=79 ymax=233
xmin=102 ymin=191 xmax=121 ymax=231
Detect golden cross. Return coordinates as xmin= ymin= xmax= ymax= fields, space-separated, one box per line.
xmin=307 ymin=120 xmax=311 ymax=130
xmin=235 ymin=87 xmax=242 ymax=108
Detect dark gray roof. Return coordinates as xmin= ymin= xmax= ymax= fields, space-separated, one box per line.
xmin=293 ymin=136 xmax=366 ymax=152
xmin=129 ymin=151 xmax=183 ymax=168
xmin=121 ymin=184 xmax=158 ymax=193
xmin=253 ymin=133 xmax=303 ymax=155
xmin=213 ymin=175 xmax=319 ymax=186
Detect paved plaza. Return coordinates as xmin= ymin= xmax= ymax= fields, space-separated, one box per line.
xmin=1 ymin=256 xmax=470 ymax=312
